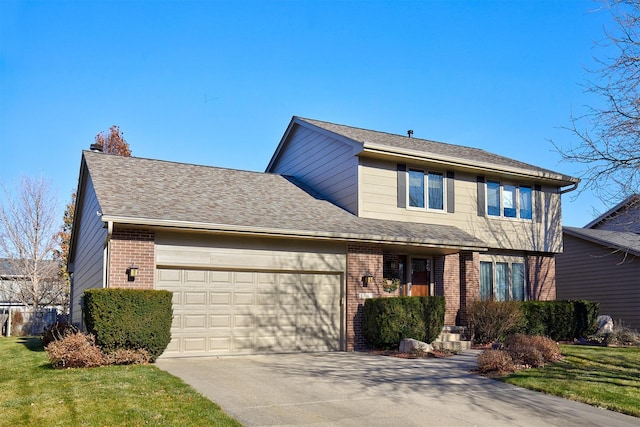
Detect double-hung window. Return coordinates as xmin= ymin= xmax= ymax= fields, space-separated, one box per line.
xmin=480 ymin=259 xmax=527 ymax=301
xmin=409 ymin=170 xmax=444 ymax=211
xmin=486 ymin=181 xmax=532 ymax=220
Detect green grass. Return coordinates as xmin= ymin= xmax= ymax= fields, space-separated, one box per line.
xmin=0 ymin=337 xmax=243 ymax=426
xmin=499 ymin=344 xmax=640 ymax=417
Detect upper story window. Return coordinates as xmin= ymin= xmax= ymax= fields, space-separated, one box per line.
xmin=409 ymin=170 xmax=444 ymax=210
xmin=487 ymin=181 xmax=532 ymax=220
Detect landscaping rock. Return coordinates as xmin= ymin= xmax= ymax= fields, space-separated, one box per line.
xmin=399 ymin=338 xmax=433 ymax=353
xmin=596 ymin=315 xmax=614 ymax=335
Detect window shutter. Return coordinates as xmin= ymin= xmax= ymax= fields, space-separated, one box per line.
xmin=446 ymin=170 xmax=455 ymax=213
xmin=397 ymin=164 xmax=407 ymax=208
xmin=534 ymin=184 xmax=542 ymax=223
xmin=477 ymin=176 xmax=486 ymax=216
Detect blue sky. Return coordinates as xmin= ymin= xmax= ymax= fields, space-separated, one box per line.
xmin=0 ymin=0 xmax=621 ymax=227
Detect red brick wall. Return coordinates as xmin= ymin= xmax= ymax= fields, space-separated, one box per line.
xmin=459 ymin=251 xmax=480 ymax=326
xmin=108 ymin=228 xmax=155 ymax=290
xmin=346 ymin=243 xmax=384 ymax=351
xmin=528 ymin=254 xmax=556 ymax=300
xmin=434 ymin=254 xmax=462 ymax=325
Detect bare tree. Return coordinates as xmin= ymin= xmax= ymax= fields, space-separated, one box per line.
xmin=556 ymin=0 xmax=640 ymax=202
xmin=0 ymin=176 xmax=65 ymax=311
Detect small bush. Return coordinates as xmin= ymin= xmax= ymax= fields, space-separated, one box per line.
xmin=104 ymin=348 xmax=151 ymax=365
xmin=594 ymin=320 xmax=640 ymax=347
xmin=477 ymin=350 xmax=515 ymax=374
xmin=468 ymin=300 xmax=522 ymax=344
xmin=41 ymin=321 xmax=79 ymax=347
xmin=363 ymin=296 xmax=445 ymax=349
xmin=503 ymin=334 xmax=561 ymax=367
xmin=46 ymin=332 xmax=104 ymax=368
xmin=84 ymin=289 xmax=173 ymax=360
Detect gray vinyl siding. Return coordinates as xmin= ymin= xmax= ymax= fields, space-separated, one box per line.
xmin=358 ymin=157 xmax=563 ymax=253
xmin=269 ymin=125 xmax=359 ymax=214
xmin=70 ymin=174 xmax=107 ymax=326
xmin=556 ymin=234 xmax=640 ymax=329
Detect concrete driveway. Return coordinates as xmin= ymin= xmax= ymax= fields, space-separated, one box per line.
xmin=156 ymin=351 xmax=638 ymax=426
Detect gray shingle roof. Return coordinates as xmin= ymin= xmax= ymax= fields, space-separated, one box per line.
xmin=297 ymin=117 xmax=577 ymax=183
xmin=83 ymin=151 xmax=486 ymax=250
xmin=564 ymin=226 xmax=640 ymax=257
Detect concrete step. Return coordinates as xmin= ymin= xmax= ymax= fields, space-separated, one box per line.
xmin=432 ymin=326 xmax=472 ymax=352
xmin=432 ymin=340 xmax=472 ymax=352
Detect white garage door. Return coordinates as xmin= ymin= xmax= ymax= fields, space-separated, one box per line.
xmin=156 ymin=268 xmax=342 ymax=357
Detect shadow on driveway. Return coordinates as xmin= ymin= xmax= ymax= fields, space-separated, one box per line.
xmin=156 ymin=351 xmax=638 ymax=427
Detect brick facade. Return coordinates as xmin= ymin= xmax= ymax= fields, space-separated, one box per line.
xmin=459 ymin=251 xmax=480 ymax=326
xmin=527 ymin=254 xmax=556 ymax=300
xmin=434 ymin=254 xmax=461 ymax=325
xmin=108 ymin=228 xmax=155 ymax=290
xmin=346 ymin=243 xmax=387 ymax=351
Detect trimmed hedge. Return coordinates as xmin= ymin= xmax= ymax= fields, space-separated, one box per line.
xmin=83 ymin=289 xmax=173 ymax=360
xmin=363 ymin=296 xmax=445 ymax=349
xmin=520 ymin=300 xmax=599 ymax=340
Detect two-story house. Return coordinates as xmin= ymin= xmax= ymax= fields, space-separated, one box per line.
xmin=68 ymin=116 xmax=579 ymax=357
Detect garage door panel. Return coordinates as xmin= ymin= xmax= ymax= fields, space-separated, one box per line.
xmin=184 ymin=291 xmax=207 ymax=305
xmin=157 ymin=268 xmax=341 ymax=357
xmin=210 ymin=292 xmax=232 ymax=305
xmin=209 ymin=314 xmax=231 ymax=328
xmin=234 ymin=293 xmax=255 ymax=305
xmin=211 ymin=271 xmax=233 ymax=283
xmin=209 ymin=337 xmax=231 ymax=351
xmin=235 ymin=271 xmax=255 ymax=284
xmin=185 ymin=270 xmax=207 ymax=283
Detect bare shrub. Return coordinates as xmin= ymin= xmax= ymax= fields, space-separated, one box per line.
xmin=41 ymin=321 xmax=79 ymax=347
xmin=45 ymin=332 xmax=104 ymax=368
xmin=503 ymin=334 xmax=561 ymax=367
xmin=104 ymin=348 xmax=151 ymax=365
xmin=468 ymin=300 xmax=522 ymax=344
xmin=477 ymin=350 xmax=515 ymax=374
xmin=602 ymin=321 xmax=640 ymax=347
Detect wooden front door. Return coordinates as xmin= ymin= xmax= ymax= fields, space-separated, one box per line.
xmin=411 ymin=258 xmax=431 ymax=296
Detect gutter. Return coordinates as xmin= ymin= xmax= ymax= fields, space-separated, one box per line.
xmin=362 ymin=144 xmax=579 ymax=185
xmin=100 ymin=215 xmax=488 ymax=252
xmin=559 ymin=181 xmax=579 ymax=194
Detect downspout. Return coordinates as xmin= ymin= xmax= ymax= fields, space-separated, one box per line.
xmin=103 ymin=221 xmax=113 ymax=288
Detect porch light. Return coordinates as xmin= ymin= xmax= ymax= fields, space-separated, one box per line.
xmin=362 ymin=274 xmax=373 ymax=287
xmin=127 ymin=264 xmax=139 ymax=280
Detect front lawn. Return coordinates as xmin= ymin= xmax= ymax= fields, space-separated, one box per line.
xmin=499 ymin=344 xmax=640 ymax=417
xmin=0 ymin=337 xmax=242 ymax=426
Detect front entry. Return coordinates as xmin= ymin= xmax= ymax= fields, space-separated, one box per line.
xmin=411 ymin=258 xmax=431 ymax=296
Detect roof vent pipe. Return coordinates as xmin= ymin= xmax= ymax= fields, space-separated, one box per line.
xmin=407 ymin=130 xmax=414 ymax=138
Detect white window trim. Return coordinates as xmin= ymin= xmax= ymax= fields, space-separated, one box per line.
xmin=406 ymin=169 xmax=446 ymax=213
xmin=485 ymin=181 xmax=533 ymax=221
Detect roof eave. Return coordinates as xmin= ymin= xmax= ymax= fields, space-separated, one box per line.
xmin=101 ymin=215 xmax=488 ymax=252
xmin=563 ymin=227 xmax=640 ymax=257
xmin=362 ymin=143 xmax=579 ymax=185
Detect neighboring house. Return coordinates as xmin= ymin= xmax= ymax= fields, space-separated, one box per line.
xmin=557 ymin=194 xmax=640 ymax=329
xmin=1 ymin=258 xmax=61 ymax=335
xmin=68 ymin=116 xmax=579 ymax=357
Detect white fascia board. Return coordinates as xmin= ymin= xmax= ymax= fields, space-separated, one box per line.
xmin=101 ymin=215 xmax=488 ymax=252
xmin=362 ymin=143 xmax=578 ymax=185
